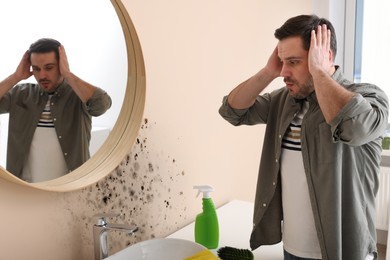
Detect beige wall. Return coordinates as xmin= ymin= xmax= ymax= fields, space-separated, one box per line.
xmin=0 ymin=1 xmax=312 ymax=259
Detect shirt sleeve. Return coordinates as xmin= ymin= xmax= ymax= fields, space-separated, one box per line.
xmin=85 ymin=87 xmax=112 ymax=116
xmin=219 ymin=96 xmax=249 ymax=126
xmin=330 ymin=86 xmax=389 ymax=146
xmin=0 ymin=91 xmax=11 ymax=114
xmin=218 ymin=93 xmax=272 ymax=126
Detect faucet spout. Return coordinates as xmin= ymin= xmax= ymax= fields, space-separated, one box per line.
xmin=93 ymin=213 xmax=138 ymax=260
xmin=104 ymin=223 xmax=138 ymax=234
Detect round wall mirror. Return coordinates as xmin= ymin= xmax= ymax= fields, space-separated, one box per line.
xmin=0 ymin=0 xmax=145 ymax=191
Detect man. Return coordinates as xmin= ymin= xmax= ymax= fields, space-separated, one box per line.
xmin=219 ymin=15 xmax=388 ymax=260
xmin=0 ymin=38 xmax=112 ymax=182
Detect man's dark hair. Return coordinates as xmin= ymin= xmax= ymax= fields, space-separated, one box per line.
xmin=28 ymin=38 xmax=61 ymax=62
xmin=274 ymin=14 xmax=337 ymax=59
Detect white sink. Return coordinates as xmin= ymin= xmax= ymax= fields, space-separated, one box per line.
xmin=105 ymin=238 xmax=207 ymax=260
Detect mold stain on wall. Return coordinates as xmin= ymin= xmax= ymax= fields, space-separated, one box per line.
xmin=63 ymin=118 xmax=190 ymax=256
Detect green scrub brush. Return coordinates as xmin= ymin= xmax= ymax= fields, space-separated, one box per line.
xmin=217 ymin=246 xmax=254 ymax=260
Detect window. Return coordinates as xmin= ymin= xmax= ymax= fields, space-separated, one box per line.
xmin=352 ymin=0 xmax=390 ymax=113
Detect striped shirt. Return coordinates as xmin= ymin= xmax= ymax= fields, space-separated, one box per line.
xmin=282 ymin=123 xmax=302 ymax=151
xmin=282 ymin=100 xmax=308 ymax=151
xmin=37 ymin=95 xmax=54 ymax=128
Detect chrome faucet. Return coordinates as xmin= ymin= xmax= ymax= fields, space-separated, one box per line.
xmin=93 ymin=213 xmax=138 ymax=260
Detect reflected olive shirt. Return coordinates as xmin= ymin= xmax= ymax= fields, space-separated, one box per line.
xmin=219 ymin=67 xmax=389 ymax=260
xmin=0 ymin=80 xmax=112 ymax=178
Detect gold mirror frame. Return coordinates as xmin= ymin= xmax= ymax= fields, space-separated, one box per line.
xmin=0 ymin=0 xmax=145 ymax=192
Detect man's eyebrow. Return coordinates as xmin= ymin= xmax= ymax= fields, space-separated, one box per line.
xmin=32 ymin=63 xmax=56 ymax=66
xmin=279 ymin=56 xmax=304 ymax=63
xmin=284 ymin=56 xmax=303 ymax=60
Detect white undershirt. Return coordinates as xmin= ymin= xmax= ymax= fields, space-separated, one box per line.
xmin=21 ymin=97 xmax=68 ymax=182
xmin=22 ymin=127 xmax=68 ymax=182
xmin=281 ymin=101 xmax=322 ymax=259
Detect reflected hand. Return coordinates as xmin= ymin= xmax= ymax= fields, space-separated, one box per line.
xmin=15 ymin=51 xmax=33 ymax=80
xmin=58 ymin=45 xmax=71 ymax=78
xmin=308 ymin=24 xmax=333 ymax=75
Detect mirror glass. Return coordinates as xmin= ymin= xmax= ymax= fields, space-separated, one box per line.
xmin=0 ymin=0 xmax=127 ymax=182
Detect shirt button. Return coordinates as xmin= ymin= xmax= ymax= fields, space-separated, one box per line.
xmin=272 ymin=182 xmax=276 ymax=186
xmin=275 ymin=159 xmax=278 ymax=163
xmin=279 ymin=134 xmax=282 ymax=139
xmin=53 ymin=118 xmax=57 ymax=121
xmin=262 ymin=203 xmax=267 ymax=207
xmin=58 ymin=136 xmax=62 ymax=139
xmin=64 ymin=153 xmax=68 ymax=156
xmin=51 ymin=102 xmax=54 ymax=105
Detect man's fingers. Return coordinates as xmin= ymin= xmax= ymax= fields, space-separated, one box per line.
xmin=311 ymin=29 xmax=317 ymax=47
xmin=322 ymin=24 xmax=328 ymax=48
xmin=23 ymin=50 xmax=29 ymax=59
xmin=326 ymin=28 xmax=331 ymax=51
xmin=317 ymin=25 xmax=324 ymax=47
xmin=312 ymin=24 xmax=331 ymax=51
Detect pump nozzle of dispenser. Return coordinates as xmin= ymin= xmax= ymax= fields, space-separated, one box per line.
xmin=193 ymin=185 xmax=214 ymax=198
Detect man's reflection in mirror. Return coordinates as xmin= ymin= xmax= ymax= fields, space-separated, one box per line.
xmin=0 ymin=38 xmax=112 ymax=182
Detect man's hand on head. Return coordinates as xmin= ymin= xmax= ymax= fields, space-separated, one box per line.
xmin=308 ymin=24 xmax=334 ymax=77
xmin=15 ymin=50 xmax=33 ymax=81
xmin=58 ymin=45 xmax=72 ymax=79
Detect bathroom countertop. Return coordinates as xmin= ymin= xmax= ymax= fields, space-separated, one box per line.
xmin=167 ymin=200 xmax=284 ymax=259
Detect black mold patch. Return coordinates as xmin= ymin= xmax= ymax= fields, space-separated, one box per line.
xmin=72 ymin=118 xmax=189 ymax=254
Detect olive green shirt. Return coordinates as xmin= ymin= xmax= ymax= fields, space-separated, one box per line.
xmin=0 ymin=80 xmax=112 ymax=179
xmin=219 ymin=67 xmax=389 ymax=260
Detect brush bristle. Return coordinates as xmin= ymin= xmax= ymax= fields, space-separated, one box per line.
xmin=217 ymin=246 xmax=254 ymax=260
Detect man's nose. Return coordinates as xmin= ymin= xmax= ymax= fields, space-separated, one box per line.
xmin=280 ymin=64 xmax=290 ymax=77
xmin=38 ymin=70 xmax=47 ymax=79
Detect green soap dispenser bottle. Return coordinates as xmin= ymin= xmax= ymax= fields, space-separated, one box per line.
xmin=193 ymin=185 xmax=219 ymax=249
